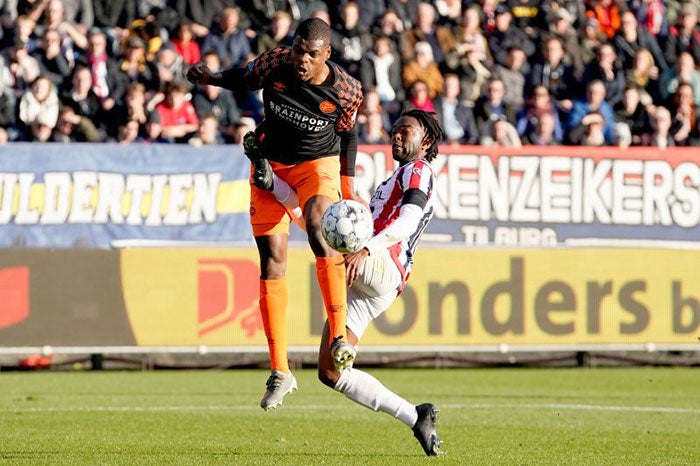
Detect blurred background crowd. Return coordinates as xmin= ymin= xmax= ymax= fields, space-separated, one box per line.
xmin=0 ymin=0 xmax=698 ymax=148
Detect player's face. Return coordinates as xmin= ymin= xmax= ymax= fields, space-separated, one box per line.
xmin=291 ymin=36 xmax=331 ymax=83
xmin=391 ymin=116 xmax=428 ymax=164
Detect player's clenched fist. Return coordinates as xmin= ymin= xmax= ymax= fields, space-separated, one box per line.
xmin=186 ymin=62 xmax=213 ymax=85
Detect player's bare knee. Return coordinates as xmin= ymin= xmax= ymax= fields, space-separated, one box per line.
xmin=318 ymin=365 xmax=339 ymax=388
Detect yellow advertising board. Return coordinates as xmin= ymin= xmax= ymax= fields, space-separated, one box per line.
xmin=119 ymin=247 xmax=700 ymax=348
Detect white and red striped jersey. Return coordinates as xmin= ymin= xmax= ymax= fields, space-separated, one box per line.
xmin=369 ymin=158 xmax=436 ymax=291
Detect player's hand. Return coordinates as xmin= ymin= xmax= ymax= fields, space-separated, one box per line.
xmin=186 ymin=62 xmax=213 ymax=85
xmin=344 ymin=248 xmax=369 ymax=286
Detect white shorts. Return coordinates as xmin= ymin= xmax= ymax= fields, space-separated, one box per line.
xmin=345 ymin=248 xmax=402 ymax=339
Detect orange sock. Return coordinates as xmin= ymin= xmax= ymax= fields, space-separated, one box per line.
xmin=259 ymin=277 xmax=289 ymax=373
xmin=315 ymin=256 xmax=347 ymax=344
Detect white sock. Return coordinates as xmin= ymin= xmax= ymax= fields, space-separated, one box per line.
xmin=271 ymin=174 xmax=305 ymax=230
xmin=335 ymin=368 xmax=418 ymax=427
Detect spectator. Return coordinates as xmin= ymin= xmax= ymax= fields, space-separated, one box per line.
xmin=480 ymin=115 xmax=522 ymax=147
xmin=154 ymin=42 xmax=188 ymax=91
xmin=107 ymin=82 xmax=156 ymax=140
xmin=3 ymin=14 xmax=39 ymax=53
xmin=400 ymin=2 xmax=455 ymax=67
xmin=59 ymin=65 xmax=105 ymax=135
xmin=34 ymin=28 xmax=73 ymax=86
xmin=229 ymin=115 xmax=256 ymax=145
xmin=188 ymin=113 xmax=224 ymax=146
xmin=572 ymin=111 xmax=609 ymax=146
xmin=358 ymin=111 xmax=391 ymax=144
xmin=404 ymin=79 xmax=436 ymax=113
xmin=118 ymin=36 xmax=160 ymax=92
xmin=663 ymin=2 xmax=700 ymax=66
xmin=644 ymin=106 xmax=674 ymax=148
xmin=545 ymin=6 xmax=584 ymax=79
xmin=370 ymin=8 xmax=405 ymax=53
xmin=61 ymin=0 xmax=94 ymax=34
xmin=77 ymin=27 xmax=128 ymax=112
xmin=171 ymin=19 xmax=201 ymax=66
xmin=565 ymin=79 xmax=617 ymax=145
xmin=434 ymin=0 xmax=462 ymax=27
xmin=356 ymin=87 xmax=393 ymax=136
xmin=447 ymin=4 xmax=492 ymax=71
xmin=126 ymin=16 xmax=163 ymax=60
xmin=168 ymin=0 xmax=227 ymax=40
xmin=51 ymin=105 xmax=100 ymax=142
xmin=346 ymin=0 xmax=388 ymax=31
xmin=487 ymin=4 xmax=535 ymax=70
xmin=255 ymin=10 xmax=294 ymax=54
xmin=154 ymin=80 xmax=199 ymax=142
xmin=387 ymin=0 xmax=423 ymax=30
xmin=474 ymin=77 xmax=516 ymax=134
xmin=614 ymin=85 xmax=652 ymax=147
xmin=579 ymin=17 xmax=606 ymax=66
xmin=35 ymin=0 xmax=88 ymax=64
xmin=200 ymin=7 xmax=252 ymax=70
xmin=446 ymin=37 xmax=492 ymax=107
xmin=660 ymin=51 xmax=700 ymax=107
xmin=528 ymin=36 xmax=578 ymax=114
xmin=331 ymin=1 xmax=372 ymax=80
xmin=2 ymin=39 xmax=41 ymax=99
xmin=628 ymin=0 xmax=666 ymax=38
xmin=402 ymin=41 xmax=444 ymax=100
xmin=585 ymin=0 xmax=622 ymax=41
xmin=433 ymin=73 xmax=478 ymax=145
xmin=190 ymin=50 xmax=240 ymax=143
xmin=237 ymin=0 xmax=301 ymax=32
xmin=541 ymin=1 xmax=587 ymax=31
xmin=614 ymin=9 xmax=669 ymax=75
xmin=625 ymin=47 xmax=662 ymax=107
xmin=360 ymin=35 xmax=404 ymax=116
xmin=92 ymin=0 xmax=136 ymax=54
xmin=140 ymin=111 xmax=170 ymax=143
xmin=0 ymin=63 xmax=16 ymax=140
xmin=18 ymin=74 xmax=60 ymax=139
xmin=117 ymin=118 xmax=140 ymax=144
xmin=522 ymin=111 xmax=559 ymax=146
xmin=581 ymin=43 xmax=626 ymax=106
xmin=515 ymin=85 xmax=564 ymax=144
xmin=494 ymin=45 xmax=527 ymax=111
xmin=669 ymin=81 xmax=699 ymax=146
xmin=480 ymin=0 xmax=501 ymax=35
xmin=508 ymin=0 xmax=547 ymax=41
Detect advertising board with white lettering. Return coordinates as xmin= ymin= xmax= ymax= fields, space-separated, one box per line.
xmin=1 ymin=144 xmax=698 ymax=248
xmin=349 ymin=145 xmax=700 ymax=247
xmin=0 ymin=143 xmax=253 ymax=248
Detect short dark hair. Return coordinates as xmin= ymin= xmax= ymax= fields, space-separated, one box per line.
xmin=294 ymin=18 xmax=331 ymax=45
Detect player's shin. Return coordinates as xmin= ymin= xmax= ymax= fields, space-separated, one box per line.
xmin=334 ymin=368 xmax=418 ymax=427
xmin=315 ymin=256 xmax=347 ymax=343
xmin=259 ymin=277 xmax=289 ymax=373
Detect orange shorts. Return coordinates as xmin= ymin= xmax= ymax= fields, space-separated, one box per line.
xmin=250 ymin=157 xmax=341 ymax=236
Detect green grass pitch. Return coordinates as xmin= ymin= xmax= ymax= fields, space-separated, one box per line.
xmin=1 ymin=367 xmax=699 ymax=465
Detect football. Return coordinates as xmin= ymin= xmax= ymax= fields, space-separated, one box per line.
xmin=321 ymin=200 xmax=373 ymax=254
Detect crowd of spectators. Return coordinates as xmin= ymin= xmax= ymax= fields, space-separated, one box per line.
xmin=0 ymin=0 xmax=698 ymax=147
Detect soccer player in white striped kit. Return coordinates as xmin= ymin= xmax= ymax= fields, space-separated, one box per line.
xmin=257 ymin=109 xmax=444 ymax=455
xmin=317 ymin=109 xmax=445 ymax=456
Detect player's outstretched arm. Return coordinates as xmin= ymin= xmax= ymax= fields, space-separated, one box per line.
xmin=186 ymin=62 xmax=248 ymax=92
